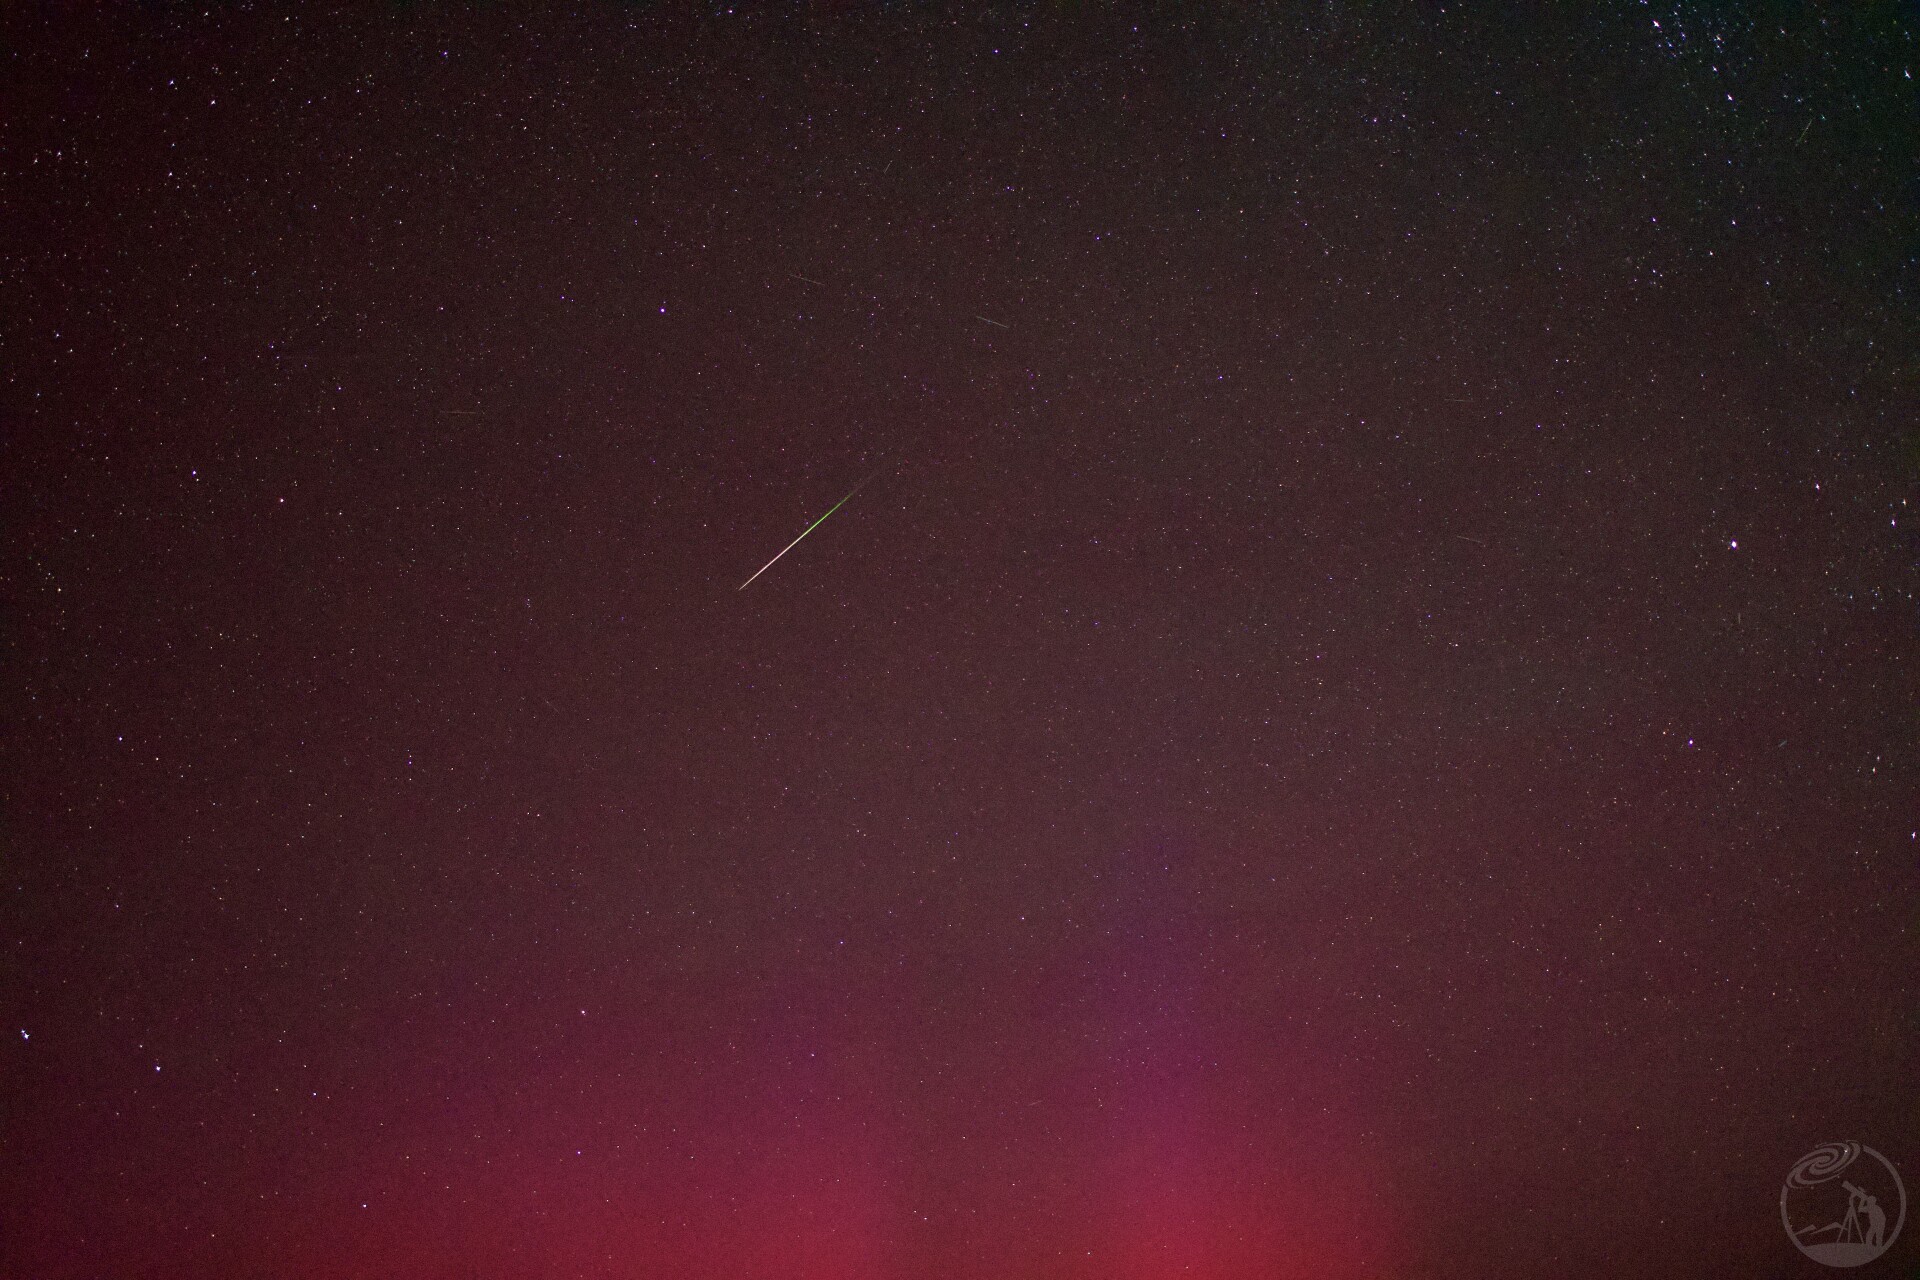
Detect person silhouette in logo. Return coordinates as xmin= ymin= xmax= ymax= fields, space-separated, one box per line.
xmin=1859 ymin=1186 xmax=1886 ymax=1248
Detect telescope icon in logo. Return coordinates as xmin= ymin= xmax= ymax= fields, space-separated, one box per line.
xmin=1781 ymin=1142 xmax=1905 ymax=1268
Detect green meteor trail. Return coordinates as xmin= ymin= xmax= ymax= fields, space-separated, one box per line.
xmin=738 ymin=461 xmax=890 ymax=591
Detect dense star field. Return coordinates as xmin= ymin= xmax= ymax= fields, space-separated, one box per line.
xmin=5 ymin=6 xmax=1917 ymax=1278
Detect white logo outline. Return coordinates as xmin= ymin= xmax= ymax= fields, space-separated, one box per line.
xmin=1780 ymin=1142 xmax=1906 ymax=1268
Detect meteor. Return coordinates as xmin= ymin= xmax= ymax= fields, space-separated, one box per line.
xmin=738 ymin=459 xmax=892 ymax=591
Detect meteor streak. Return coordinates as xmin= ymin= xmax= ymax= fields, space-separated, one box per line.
xmin=738 ymin=460 xmax=892 ymax=591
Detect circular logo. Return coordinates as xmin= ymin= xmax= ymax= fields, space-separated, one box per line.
xmin=1781 ymin=1142 xmax=1905 ymax=1267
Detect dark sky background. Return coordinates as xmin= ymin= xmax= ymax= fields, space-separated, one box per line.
xmin=5 ymin=5 xmax=1918 ymax=1278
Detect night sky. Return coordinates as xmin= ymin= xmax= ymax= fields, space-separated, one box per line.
xmin=6 ymin=5 xmax=1918 ymax=1278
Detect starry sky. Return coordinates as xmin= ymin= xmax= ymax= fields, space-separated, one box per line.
xmin=5 ymin=5 xmax=1918 ymax=1278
